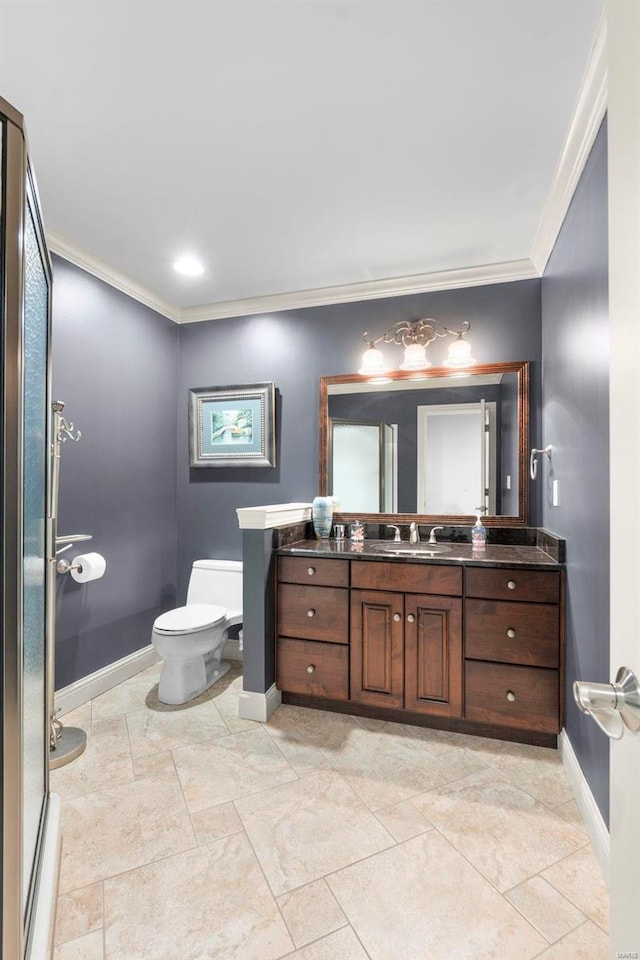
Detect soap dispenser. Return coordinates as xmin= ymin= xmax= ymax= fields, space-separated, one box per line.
xmin=471 ymin=511 xmax=486 ymax=550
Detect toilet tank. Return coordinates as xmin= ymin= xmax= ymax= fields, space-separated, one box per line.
xmin=187 ymin=559 xmax=243 ymax=611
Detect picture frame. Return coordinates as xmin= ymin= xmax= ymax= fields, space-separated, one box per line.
xmin=189 ymin=382 xmax=276 ymax=468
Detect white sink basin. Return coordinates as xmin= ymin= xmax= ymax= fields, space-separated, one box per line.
xmin=372 ymin=543 xmax=451 ymax=557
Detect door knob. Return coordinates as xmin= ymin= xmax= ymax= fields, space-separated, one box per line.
xmin=506 ymin=628 xmax=516 ymax=639
xmin=573 ymin=667 xmax=640 ymax=740
xmin=407 ymin=614 xmax=415 ymax=623
xmin=393 ymin=613 xmax=401 ymax=622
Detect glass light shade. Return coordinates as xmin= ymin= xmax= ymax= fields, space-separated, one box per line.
xmin=399 ymin=342 xmax=430 ymax=371
xmin=443 ymin=334 xmax=476 ymax=367
xmin=358 ymin=344 xmax=389 ymax=375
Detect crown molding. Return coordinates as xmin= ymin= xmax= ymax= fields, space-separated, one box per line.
xmin=530 ymin=12 xmax=608 ymax=275
xmin=46 ymin=230 xmax=181 ymax=323
xmin=178 ymin=259 xmax=538 ymax=324
xmin=48 ymin=233 xmax=538 ymax=324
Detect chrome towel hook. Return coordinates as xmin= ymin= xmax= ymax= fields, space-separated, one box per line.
xmin=530 ymin=444 xmax=552 ymax=480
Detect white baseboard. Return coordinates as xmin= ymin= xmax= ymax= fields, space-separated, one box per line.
xmin=27 ymin=793 xmax=61 ymax=960
xmin=238 ymin=684 xmax=282 ymax=722
xmin=55 ymin=645 xmax=161 ymax=716
xmin=558 ymin=729 xmax=610 ymax=884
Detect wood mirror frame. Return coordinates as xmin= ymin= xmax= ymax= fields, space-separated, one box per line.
xmin=319 ymin=359 xmax=530 ymax=527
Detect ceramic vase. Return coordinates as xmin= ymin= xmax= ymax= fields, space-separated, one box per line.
xmin=312 ymin=496 xmax=334 ymax=538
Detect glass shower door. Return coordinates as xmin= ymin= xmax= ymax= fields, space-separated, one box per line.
xmin=21 ymin=180 xmax=50 ymax=918
xmin=1 ymin=98 xmax=52 ymax=960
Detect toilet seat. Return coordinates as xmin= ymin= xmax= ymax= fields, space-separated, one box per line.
xmin=153 ymin=603 xmax=227 ymax=635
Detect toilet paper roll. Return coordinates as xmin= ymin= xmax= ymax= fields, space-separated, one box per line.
xmin=70 ymin=552 xmax=107 ymax=584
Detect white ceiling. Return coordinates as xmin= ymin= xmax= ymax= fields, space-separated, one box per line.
xmin=1 ymin=0 xmax=604 ymax=318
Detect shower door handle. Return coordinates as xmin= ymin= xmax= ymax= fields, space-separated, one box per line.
xmin=573 ymin=667 xmax=640 ymax=740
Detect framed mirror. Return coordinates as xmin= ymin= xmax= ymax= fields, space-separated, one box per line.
xmin=319 ymin=360 xmax=530 ymax=527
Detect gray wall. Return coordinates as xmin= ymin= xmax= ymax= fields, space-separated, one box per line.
xmin=52 ymin=256 xmax=179 ymax=688
xmin=177 ymin=280 xmax=542 ymax=597
xmin=541 ymin=120 xmax=609 ymax=823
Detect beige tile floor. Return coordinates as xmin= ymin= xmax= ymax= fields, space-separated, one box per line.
xmin=52 ymin=662 xmax=610 ymax=960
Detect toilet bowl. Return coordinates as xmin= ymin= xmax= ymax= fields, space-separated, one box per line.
xmin=151 ymin=559 xmax=242 ymax=705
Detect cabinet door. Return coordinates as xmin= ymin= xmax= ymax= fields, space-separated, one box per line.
xmin=350 ymin=590 xmax=404 ymax=708
xmin=404 ymin=594 xmax=462 ymax=717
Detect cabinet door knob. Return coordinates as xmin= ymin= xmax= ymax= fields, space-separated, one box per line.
xmin=393 ymin=613 xmax=401 ymax=622
xmin=307 ymin=609 xmax=316 ymax=618
xmin=407 ymin=614 xmax=415 ymax=623
xmin=507 ymin=580 xmax=517 ymax=590
xmin=506 ymin=628 xmax=516 ymax=639
xmin=307 ymin=664 xmax=316 ymax=674
xmin=506 ymin=690 xmax=516 ymax=702
xmin=307 ymin=566 xmax=316 ymax=576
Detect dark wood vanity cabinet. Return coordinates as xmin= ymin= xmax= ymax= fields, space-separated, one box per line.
xmin=350 ymin=587 xmax=462 ymax=717
xmin=276 ymin=553 xmax=563 ymax=745
xmin=350 ymin=590 xmax=404 ymax=709
xmin=464 ymin=567 xmax=563 ymax=735
xmin=276 ymin=557 xmax=350 ymax=701
xmin=348 ymin=559 xmax=462 ymax=715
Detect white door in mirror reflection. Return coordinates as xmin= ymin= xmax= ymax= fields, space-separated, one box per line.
xmin=417 ymin=402 xmax=496 ymax=515
xmin=331 ymin=419 xmax=397 ymax=513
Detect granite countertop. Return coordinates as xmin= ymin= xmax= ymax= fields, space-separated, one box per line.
xmin=277 ymin=539 xmax=562 ymax=569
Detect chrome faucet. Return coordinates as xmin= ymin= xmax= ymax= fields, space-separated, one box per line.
xmin=428 ymin=526 xmax=444 ymax=544
xmin=386 ymin=524 xmax=402 ymax=542
xmin=409 ymin=522 xmax=420 ymax=544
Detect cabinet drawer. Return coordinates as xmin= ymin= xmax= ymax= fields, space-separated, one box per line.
xmin=278 ymin=583 xmax=348 ymax=643
xmin=466 ymin=567 xmax=559 ymax=604
xmin=277 ymin=637 xmax=349 ymax=700
xmin=279 ymin=556 xmax=349 ymax=587
xmin=351 ymin=561 xmax=462 ymax=596
xmin=465 ymin=599 xmax=559 ymax=668
xmin=465 ymin=661 xmax=559 ymax=733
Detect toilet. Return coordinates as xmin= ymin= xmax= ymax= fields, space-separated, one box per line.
xmin=151 ymin=559 xmax=242 ymax=705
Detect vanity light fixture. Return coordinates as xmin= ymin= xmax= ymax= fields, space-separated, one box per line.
xmin=358 ymin=319 xmax=476 ymax=376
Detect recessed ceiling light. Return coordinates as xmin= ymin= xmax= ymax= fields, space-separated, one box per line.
xmin=173 ymin=255 xmax=205 ymax=277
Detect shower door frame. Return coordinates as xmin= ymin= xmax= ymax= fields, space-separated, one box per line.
xmin=1 ymin=96 xmax=53 ymax=960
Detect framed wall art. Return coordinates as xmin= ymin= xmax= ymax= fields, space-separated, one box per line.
xmin=189 ymin=382 xmax=276 ymax=468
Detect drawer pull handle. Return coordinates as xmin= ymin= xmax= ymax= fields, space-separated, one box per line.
xmin=307 ymin=664 xmax=316 ymax=674
xmin=407 ymin=614 xmax=415 ymax=623
xmin=506 ymin=690 xmax=516 ymax=702
xmin=506 ymin=628 xmax=516 ymax=639
xmin=307 ymin=566 xmax=316 ymax=576
xmin=393 ymin=613 xmax=402 ymax=622
xmin=307 ymin=609 xmax=316 ymax=618
xmin=507 ymin=580 xmax=517 ymax=590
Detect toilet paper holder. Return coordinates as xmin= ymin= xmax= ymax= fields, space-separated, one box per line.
xmin=56 ymin=557 xmax=83 ymax=575
xmin=55 ymin=533 xmax=92 ymax=573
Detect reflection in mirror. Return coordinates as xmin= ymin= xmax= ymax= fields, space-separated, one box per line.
xmin=330 ymin=419 xmax=397 ymax=512
xmin=319 ymin=362 xmax=529 ymax=526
